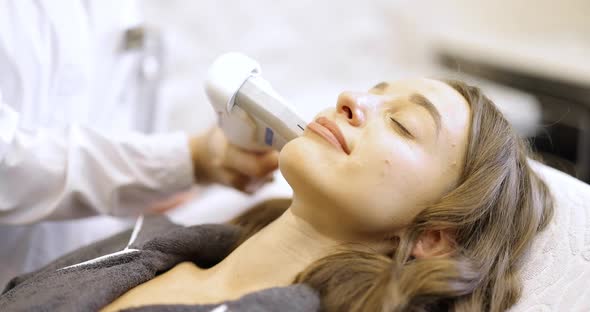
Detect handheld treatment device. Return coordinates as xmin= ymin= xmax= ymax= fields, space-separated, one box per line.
xmin=205 ymin=52 xmax=307 ymax=151
xmin=58 ymin=53 xmax=302 ymax=271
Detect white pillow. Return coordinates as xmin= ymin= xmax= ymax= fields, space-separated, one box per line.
xmin=511 ymin=162 xmax=590 ymax=311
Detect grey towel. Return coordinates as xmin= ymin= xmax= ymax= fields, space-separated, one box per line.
xmin=0 ymin=216 xmax=319 ymax=312
xmin=122 ymin=285 xmax=319 ymax=312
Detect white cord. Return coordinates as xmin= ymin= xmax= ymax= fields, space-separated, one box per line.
xmin=58 ymin=215 xmax=144 ymax=271
xmin=124 ymin=214 xmax=144 ymax=250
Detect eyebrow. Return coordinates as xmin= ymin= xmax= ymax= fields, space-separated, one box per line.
xmin=408 ymin=93 xmax=442 ymax=135
xmin=372 ymin=81 xmax=389 ymax=91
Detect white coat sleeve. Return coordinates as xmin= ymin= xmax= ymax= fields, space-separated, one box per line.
xmin=0 ymin=102 xmax=195 ymax=224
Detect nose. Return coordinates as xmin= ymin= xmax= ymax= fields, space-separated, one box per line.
xmin=336 ymin=92 xmax=377 ymax=127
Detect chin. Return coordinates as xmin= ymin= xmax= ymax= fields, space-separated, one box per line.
xmin=279 ymin=137 xmax=356 ymax=221
xmin=279 ymin=137 xmax=314 ymax=191
xmin=279 ymin=139 xmax=325 ymax=193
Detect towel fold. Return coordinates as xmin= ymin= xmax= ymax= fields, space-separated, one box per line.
xmin=0 ymin=216 xmax=319 ymax=312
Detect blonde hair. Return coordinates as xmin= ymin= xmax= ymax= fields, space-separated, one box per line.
xmin=231 ymin=80 xmax=554 ymax=311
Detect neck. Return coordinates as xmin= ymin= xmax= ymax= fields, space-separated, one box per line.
xmin=207 ymin=208 xmax=339 ymax=297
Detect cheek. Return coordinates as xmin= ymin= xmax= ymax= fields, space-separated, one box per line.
xmin=279 ymin=132 xmax=446 ymax=235
xmin=334 ymin=141 xmax=432 ymax=230
xmin=278 ymin=136 xmax=342 ymax=192
xmin=278 ymin=138 xmax=309 ymax=186
xmin=351 ymin=139 xmax=424 ymax=189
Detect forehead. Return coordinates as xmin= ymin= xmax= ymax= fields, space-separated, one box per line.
xmin=372 ymin=78 xmax=470 ymax=136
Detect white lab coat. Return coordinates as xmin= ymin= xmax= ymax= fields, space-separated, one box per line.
xmin=0 ymin=0 xmax=194 ymax=285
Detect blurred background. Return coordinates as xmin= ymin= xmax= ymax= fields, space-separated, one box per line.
xmin=138 ymin=0 xmax=590 ymax=222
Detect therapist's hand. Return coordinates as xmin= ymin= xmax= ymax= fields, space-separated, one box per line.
xmin=189 ymin=127 xmax=279 ymax=193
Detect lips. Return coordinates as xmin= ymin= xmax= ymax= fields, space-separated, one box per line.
xmin=307 ymin=117 xmax=350 ymax=154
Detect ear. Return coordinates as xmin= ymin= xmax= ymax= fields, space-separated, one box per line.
xmin=411 ymin=229 xmax=455 ymax=259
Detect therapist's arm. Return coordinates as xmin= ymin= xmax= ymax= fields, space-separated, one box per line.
xmin=0 ymin=103 xmax=194 ymax=224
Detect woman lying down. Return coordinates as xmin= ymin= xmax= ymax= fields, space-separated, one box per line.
xmin=1 ymin=79 xmax=554 ymax=312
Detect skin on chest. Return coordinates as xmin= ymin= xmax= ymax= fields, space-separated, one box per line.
xmin=101 ymin=262 xmax=227 ymax=312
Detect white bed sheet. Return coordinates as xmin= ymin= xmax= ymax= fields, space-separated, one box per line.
xmin=510 ymin=163 xmax=590 ymax=311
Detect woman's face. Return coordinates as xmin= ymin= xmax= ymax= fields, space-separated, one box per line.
xmin=280 ymin=79 xmax=471 ymax=239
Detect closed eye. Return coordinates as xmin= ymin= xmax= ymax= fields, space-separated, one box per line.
xmin=390 ymin=117 xmax=414 ymax=138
